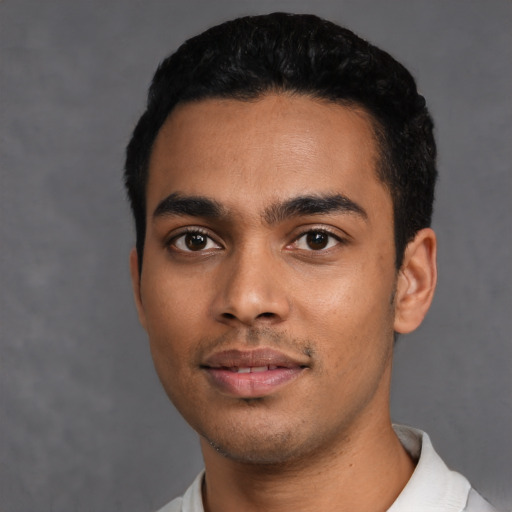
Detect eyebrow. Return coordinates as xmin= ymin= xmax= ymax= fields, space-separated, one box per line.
xmin=153 ymin=193 xmax=225 ymax=220
xmin=152 ymin=192 xmax=367 ymax=224
xmin=263 ymin=194 xmax=368 ymax=225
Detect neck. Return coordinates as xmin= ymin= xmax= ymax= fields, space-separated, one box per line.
xmin=200 ymin=414 xmax=415 ymax=512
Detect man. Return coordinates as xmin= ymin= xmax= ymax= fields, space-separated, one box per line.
xmin=124 ymin=13 xmax=498 ymax=512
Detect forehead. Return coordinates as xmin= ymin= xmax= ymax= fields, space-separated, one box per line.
xmin=147 ymin=94 xmax=389 ymax=219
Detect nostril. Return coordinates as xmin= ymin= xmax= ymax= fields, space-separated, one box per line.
xmin=258 ymin=312 xmax=275 ymax=319
xmin=222 ymin=313 xmax=236 ymax=320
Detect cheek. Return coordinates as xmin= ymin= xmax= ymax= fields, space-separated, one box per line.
xmin=297 ymin=268 xmax=382 ymax=322
xmin=143 ymin=260 xmax=209 ymax=320
xmin=295 ymin=266 xmax=395 ymax=358
xmin=141 ymin=271 xmax=208 ymax=364
xmin=142 ymin=282 xmax=206 ymax=407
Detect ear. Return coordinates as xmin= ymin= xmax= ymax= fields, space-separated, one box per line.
xmin=394 ymin=228 xmax=437 ymax=334
xmin=129 ymin=248 xmax=147 ymax=330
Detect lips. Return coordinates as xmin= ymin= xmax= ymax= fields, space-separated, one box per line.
xmin=201 ymin=348 xmax=309 ymax=398
xmin=225 ymin=365 xmax=280 ymax=373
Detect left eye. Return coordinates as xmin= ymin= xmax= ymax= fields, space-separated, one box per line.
xmin=171 ymin=232 xmax=221 ymax=252
xmin=293 ymin=231 xmax=341 ymax=251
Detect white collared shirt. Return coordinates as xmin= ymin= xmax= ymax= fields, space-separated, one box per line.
xmin=155 ymin=425 xmax=498 ymax=512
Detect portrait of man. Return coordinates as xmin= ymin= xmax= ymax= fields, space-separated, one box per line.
xmin=124 ymin=13 xmax=501 ymax=512
xmin=1 ymin=3 xmax=510 ymax=512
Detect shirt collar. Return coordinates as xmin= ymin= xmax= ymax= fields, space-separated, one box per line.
xmin=179 ymin=425 xmax=471 ymax=512
xmin=389 ymin=424 xmax=470 ymax=512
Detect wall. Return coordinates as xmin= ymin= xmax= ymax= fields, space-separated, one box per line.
xmin=1 ymin=1 xmax=510 ymax=510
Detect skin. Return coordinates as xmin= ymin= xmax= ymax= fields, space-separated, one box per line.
xmin=130 ymin=94 xmax=437 ymax=512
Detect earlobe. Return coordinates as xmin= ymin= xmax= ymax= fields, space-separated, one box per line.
xmin=129 ymin=248 xmax=147 ymax=330
xmin=393 ymin=228 xmax=437 ymax=334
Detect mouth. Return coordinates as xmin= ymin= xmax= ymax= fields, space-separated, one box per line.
xmin=201 ymin=348 xmax=309 ymax=398
xmin=221 ymin=365 xmax=287 ymax=373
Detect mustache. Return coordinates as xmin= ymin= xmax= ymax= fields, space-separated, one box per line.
xmin=195 ymin=327 xmax=315 ymax=360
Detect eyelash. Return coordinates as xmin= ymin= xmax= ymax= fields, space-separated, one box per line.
xmin=165 ymin=227 xmax=346 ymax=254
xmin=290 ymin=228 xmax=345 ymax=252
xmin=166 ymin=227 xmax=222 ymax=253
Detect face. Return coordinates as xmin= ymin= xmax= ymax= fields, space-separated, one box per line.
xmin=133 ymin=94 xmax=401 ymax=465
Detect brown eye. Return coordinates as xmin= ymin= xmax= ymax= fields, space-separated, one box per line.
xmin=306 ymin=231 xmax=329 ymax=250
xmin=171 ymin=230 xmax=221 ymax=252
xmin=185 ymin=233 xmax=207 ymax=251
xmin=290 ymin=230 xmax=342 ymax=252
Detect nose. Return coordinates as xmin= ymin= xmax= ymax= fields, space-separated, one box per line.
xmin=212 ymin=245 xmax=291 ymax=327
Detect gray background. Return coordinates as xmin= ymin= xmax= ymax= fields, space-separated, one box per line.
xmin=1 ymin=0 xmax=510 ymax=511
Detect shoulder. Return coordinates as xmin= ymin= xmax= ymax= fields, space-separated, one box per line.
xmin=391 ymin=424 xmax=502 ymax=512
xmin=464 ymin=488 xmax=501 ymax=512
xmin=154 ymin=496 xmax=183 ymax=512
xmin=153 ymin=471 xmax=205 ymax=512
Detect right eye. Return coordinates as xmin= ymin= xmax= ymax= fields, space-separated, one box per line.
xmin=169 ymin=230 xmax=222 ymax=252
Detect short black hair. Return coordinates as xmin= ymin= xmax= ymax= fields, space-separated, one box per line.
xmin=125 ymin=13 xmax=437 ymax=270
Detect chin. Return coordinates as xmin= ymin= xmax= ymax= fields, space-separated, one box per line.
xmin=199 ymin=420 xmax=326 ymax=467
xmin=206 ymin=435 xmax=300 ymax=465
